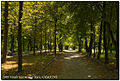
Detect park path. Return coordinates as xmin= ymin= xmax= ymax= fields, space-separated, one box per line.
xmin=42 ymin=51 xmax=118 ymax=79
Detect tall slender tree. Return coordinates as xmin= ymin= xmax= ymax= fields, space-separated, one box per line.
xmin=103 ymin=2 xmax=108 ymax=64
xmin=18 ymin=1 xmax=23 ymax=72
xmin=97 ymin=15 xmax=103 ymax=59
xmin=54 ymin=18 xmax=57 ymax=55
xmin=89 ymin=22 xmax=94 ymax=57
xmin=2 ymin=2 xmax=8 ymax=63
xmin=115 ymin=2 xmax=119 ymax=68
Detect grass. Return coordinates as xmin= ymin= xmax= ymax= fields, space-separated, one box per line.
xmin=90 ymin=50 xmax=117 ymax=68
xmin=2 ymin=54 xmax=55 ymax=78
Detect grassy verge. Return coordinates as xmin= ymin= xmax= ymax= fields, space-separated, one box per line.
xmin=2 ymin=54 xmax=55 ymax=77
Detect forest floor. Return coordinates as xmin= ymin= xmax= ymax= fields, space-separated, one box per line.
xmin=2 ymin=50 xmax=119 ymax=80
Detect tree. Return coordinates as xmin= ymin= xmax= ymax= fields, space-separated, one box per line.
xmin=115 ymin=2 xmax=119 ymax=68
xmin=54 ymin=18 xmax=57 ymax=55
xmin=2 ymin=2 xmax=8 ymax=63
xmin=103 ymin=2 xmax=108 ymax=64
xmin=18 ymin=1 xmax=23 ymax=72
xmin=97 ymin=12 xmax=103 ymax=59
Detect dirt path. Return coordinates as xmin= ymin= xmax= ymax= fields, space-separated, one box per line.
xmin=43 ymin=53 xmax=118 ymax=80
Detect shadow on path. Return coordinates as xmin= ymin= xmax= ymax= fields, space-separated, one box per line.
xmin=43 ymin=52 xmax=118 ymax=80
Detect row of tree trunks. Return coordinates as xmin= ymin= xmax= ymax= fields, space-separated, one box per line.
xmin=97 ymin=2 xmax=118 ymax=68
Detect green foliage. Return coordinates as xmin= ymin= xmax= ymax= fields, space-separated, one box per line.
xmin=1 ymin=1 xmax=118 ymax=64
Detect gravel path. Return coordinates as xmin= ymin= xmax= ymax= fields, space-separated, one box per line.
xmin=43 ymin=53 xmax=118 ymax=80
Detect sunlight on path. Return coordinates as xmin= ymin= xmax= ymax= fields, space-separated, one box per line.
xmin=6 ymin=56 xmax=14 ymax=58
xmin=51 ymin=53 xmax=118 ymax=79
xmin=63 ymin=50 xmax=76 ymax=52
xmin=64 ymin=54 xmax=80 ymax=60
xmin=2 ymin=61 xmax=33 ymax=70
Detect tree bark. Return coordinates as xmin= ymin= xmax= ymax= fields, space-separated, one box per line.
xmin=54 ymin=18 xmax=57 ymax=55
xmin=10 ymin=28 xmax=14 ymax=53
xmin=27 ymin=39 xmax=30 ymax=51
xmin=115 ymin=2 xmax=119 ymax=68
xmin=93 ymin=27 xmax=96 ymax=58
xmin=78 ymin=38 xmax=81 ymax=52
xmin=45 ymin=20 xmax=47 ymax=53
xmin=1 ymin=30 xmax=4 ymax=54
xmin=18 ymin=1 xmax=23 ymax=72
xmin=58 ymin=34 xmax=63 ymax=52
xmin=2 ymin=1 xmax=8 ymax=63
xmin=29 ymin=39 xmax=32 ymax=51
xmin=89 ymin=22 xmax=93 ymax=57
xmin=85 ymin=37 xmax=88 ymax=53
xmin=97 ymin=15 xmax=103 ymax=59
xmin=103 ymin=2 xmax=108 ymax=64
xmin=40 ymin=25 xmax=43 ymax=54
xmin=48 ymin=40 xmax=50 ymax=51
xmin=33 ymin=17 xmax=37 ymax=55
xmin=22 ymin=36 xmax=25 ymax=51
xmin=49 ymin=29 xmax=52 ymax=51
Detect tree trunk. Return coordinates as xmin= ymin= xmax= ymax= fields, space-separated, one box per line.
xmin=78 ymin=38 xmax=81 ymax=52
xmin=48 ymin=40 xmax=50 ymax=51
xmin=97 ymin=15 xmax=103 ymax=59
xmin=110 ymin=43 xmax=112 ymax=53
xmin=103 ymin=21 xmax=108 ymax=64
xmin=54 ymin=18 xmax=57 ymax=55
xmin=115 ymin=2 xmax=119 ymax=68
xmin=2 ymin=2 xmax=8 ymax=63
xmin=33 ymin=17 xmax=37 ymax=55
xmin=103 ymin=2 xmax=108 ymax=64
xmin=10 ymin=28 xmax=14 ymax=53
xmin=93 ymin=27 xmax=96 ymax=58
xmin=45 ymin=20 xmax=47 ymax=53
xmin=27 ymin=40 xmax=30 ymax=51
xmin=40 ymin=24 xmax=42 ymax=54
xmin=22 ymin=36 xmax=25 ymax=52
xmin=29 ymin=39 xmax=32 ymax=51
xmin=85 ymin=37 xmax=88 ymax=52
xmin=59 ymin=34 xmax=63 ymax=52
xmin=12 ymin=35 xmax=15 ymax=52
xmin=18 ymin=1 xmax=23 ymax=72
xmin=1 ymin=30 xmax=4 ymax=54
xmin=33 ymin=33 xmax=35 ymax=55
xmin=49 ymin=29 xmax=52 ymax=51
xmin=89 ymin=22 xmax=93 ymax=57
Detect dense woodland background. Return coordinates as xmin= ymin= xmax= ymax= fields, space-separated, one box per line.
xmin=1 ymin=1 xmax=119 ymax=75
